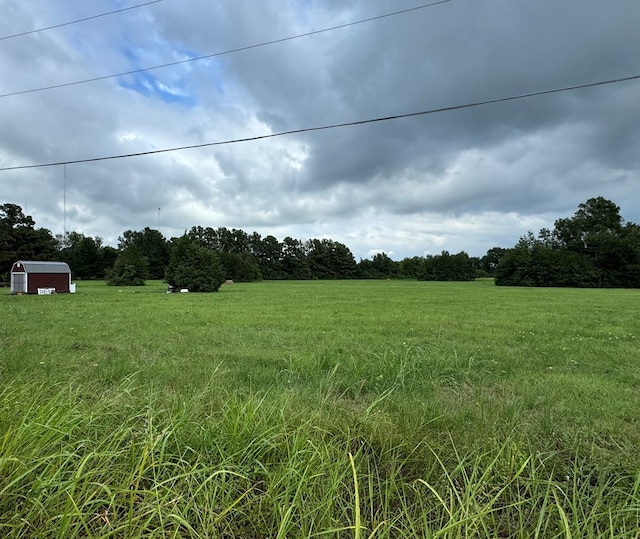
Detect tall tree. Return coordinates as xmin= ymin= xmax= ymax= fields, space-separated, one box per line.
xmin=357 ymin=252 xmax=398 ymax=278
xmin=219 ymin=251 xmax=262 ymax=282
xmin=119 ymin=227 xmax=170 ymax=279
xmin=251 ymin=234 xmax=285 ymax=279
xmin=0 ymin=203 xmax=57 ymax=280
xmin=57 ymin=232 xmax=105 ymax=279
xmin=553 ymin=197 xmax=636 ymax=286
xmin=480 ymin=247 xmax=507 ymax=276
xmin=106 ymin=243 xmax=149 ymax=286
xmin=187 ymin=226 xmax=219 ymax=250
xmin=496 ymin=198 xmax=640 ymax=288
xmin=495 ymin=232 xmax=600 ymax=287
xmin=306 ymin=239 xmax=357 ymax=279
xmin=165 ymin=235 xmax=224 ymax=292
xmin=418 ymin=251 xmax=476 ymax=281
xmin=282 ymin=237 xmax=311 ymax=279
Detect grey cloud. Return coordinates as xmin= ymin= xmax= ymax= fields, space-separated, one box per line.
xmin=0 ymin=0 xmax=638 ymax=260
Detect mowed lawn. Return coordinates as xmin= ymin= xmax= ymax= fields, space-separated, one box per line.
xmin=1 ymin=279 xmax=639 ymax=537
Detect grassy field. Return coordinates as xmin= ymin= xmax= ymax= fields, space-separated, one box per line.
xmin=1 ymin=279 xmax=639 ymax=537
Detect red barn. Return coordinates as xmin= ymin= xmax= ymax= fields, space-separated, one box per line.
xmin=10 ymin=261 xmax=72 ymax=294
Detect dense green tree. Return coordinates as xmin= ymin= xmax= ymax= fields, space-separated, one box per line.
xmin=306 ymin=239 xmax=357 ymax=279
xmin=612 ymin=222 xmax=640 ymax=287
xmin=219 ymin=251 xmax=262 ymax=282
xmin=480 ymin=247 xmax=507 ymax=276
xmin=165 ymin=235 xmax=224 ymax=292
xmin=251 ymin=234 xmax=286 ymax=279
xmin=119 ymin=227 xmax=170 ymax=279
xmin=357 ymin=258 xmax=373 ymax=278
xmin=282 ymin=237 xmax=311 ymax=279
xmin=553 ymin=197 xmax=623 ymax=247
xmin=187 ymin=226 xmax=219 ymax=250
xmin=495 ymin=233 xmax=600 ymax=287
xmin=494 ymin=233 xmax=536 ymax=286
xmin=371 ymin=252 xmax=398 ymax=278
xmin=418 ymin=251 xmax=476 ymax=281
xmin=102 ymin=246 xmax=118 ymax=272
xmin=228 ymin=228 xmax=251 ymax=253
xmin=0 ymin=203 xmax=57 ymax=280
xmin=186 ymin=226 xmax=262 ymax=281
xmin=215 ymin=227 xmax=236 ymax=252
xmin=57 ymin=232 xmax=106 ymax=279
xmin=105 ymin=244 xmax=149 ymax=286
xmin=398 ymin=256 xmax=426 ymax=279
xmin=497 ymin=198 xmax=640 ymax=288
xmin=187 ymin=226 xmax=253 ymax=254
xmin=552 ymin=197 xmax=625 ymax=281
xmin=469 ymin=256 xmax=485 ymax=278
xmin=357 ymin=252 xmax=398 ymax=278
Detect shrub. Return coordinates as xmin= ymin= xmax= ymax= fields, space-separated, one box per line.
xmin=105 ymin=246 xmax=149 ymax=286
xmin=165 ymin=236 xmax=225 ymax=292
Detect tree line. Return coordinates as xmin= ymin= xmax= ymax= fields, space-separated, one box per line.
xmin=495 ymin=197 xmax=640 ymax=287
xmin=2 ymin=197 xmax=638 ymax=289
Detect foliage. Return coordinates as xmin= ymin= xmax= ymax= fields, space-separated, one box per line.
xmin=187 ymin=225 xmax=252 ymax=254
xmin=281 ymin=236 xmax=311 ymax=279
xmin=479 ymin=247 xmax=507 ymax=276
xmin=8 ymin=196 xmax=637 ymax=289
xmin=56 ymin=231 xmax=109 ymax=279
xmin=497 ymin=197 xmax=640 ymax=287
xmin=0 ymin=203 xmax=57 ymax=280
xmin=495 ymin=232 xmax=600 ymax=287
xmin=165 ymin=235 xmax=224 ymax=292
xmin=418 ymin=250 xmax=476 ymax=281
xmin=358 ymin=252 xmax=399 ymax=278
xmin=102 ymin=245 xmax=118 ymax=271
xmin=186 ymin=227 xmax=261 ymax=282
xmin=251 ymin=234 xmax=285 ymax=279
xmin=219 ymin=251 xmax=262 ymax=282
xmin=119 ymin=227 xmax=170 ymax=280
xmin=306 ymin=238 xmax=357 ymax=279
xmin=398 ymin=256 xmax=426 ymax=279
xmin=105 ymin=244 xmax=149 ymax=286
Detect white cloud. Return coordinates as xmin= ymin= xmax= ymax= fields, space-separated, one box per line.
xmin=0 ymin=0 xmax=639 ymax=261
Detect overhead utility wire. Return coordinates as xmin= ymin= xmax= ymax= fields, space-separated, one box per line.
xmin=0 ymin=0 xmax=164 ymax=41
xmin=0 ymin=0 xmax=451 ymax=99
xmin=1 ymin=74 xmax=638 ymax=172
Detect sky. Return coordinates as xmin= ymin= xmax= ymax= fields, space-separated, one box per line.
xmin=0 ymin=0 xmax=638 ymax=261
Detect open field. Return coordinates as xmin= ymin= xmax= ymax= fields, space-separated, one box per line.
xmin=1 ymin=279 xmax=639 ymax=537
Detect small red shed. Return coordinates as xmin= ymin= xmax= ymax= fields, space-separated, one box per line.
xmin=10 ymin=261 xmax=72 ymax=294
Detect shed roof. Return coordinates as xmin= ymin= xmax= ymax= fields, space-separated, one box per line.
xmin=14 ymin=261 xmax=71 ymax=274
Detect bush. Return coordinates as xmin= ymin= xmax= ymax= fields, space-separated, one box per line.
xmin=105 ymin=247 xmax=149 ymax=286
xmin=165 ymin=236 xmax=225 ymax=292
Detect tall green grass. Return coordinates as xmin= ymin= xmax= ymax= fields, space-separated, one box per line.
xmin=1 ymin=280 xmax=639 ymax=537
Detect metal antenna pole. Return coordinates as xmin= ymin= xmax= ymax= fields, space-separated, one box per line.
xmin=63 ymin=164 xmax=67 ymax=244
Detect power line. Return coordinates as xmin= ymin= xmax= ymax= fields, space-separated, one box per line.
xmin=0 ymin=0 xmax=451 ymax=99
xmin=0 ymin=0 xmax=164 ymax=42
xmin=2 ymin=74 xmax=638 ymax=172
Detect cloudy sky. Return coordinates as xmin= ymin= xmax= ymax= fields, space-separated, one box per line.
xmin=1 ymin=0 xmax=638 ymax=260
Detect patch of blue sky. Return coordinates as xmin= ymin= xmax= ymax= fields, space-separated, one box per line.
xmin=117 ymin=41 xmax=226 ymax=102
xmin=201 ymin=59 xmax=226 ymax=96
xmin=118 ymin=71 xmax=195 ymax=106
xmin=166 ymin=44 xmax=227 ymax=97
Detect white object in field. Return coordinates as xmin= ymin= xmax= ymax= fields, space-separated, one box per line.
xmin=180 ymin=288 xmax=189 ymax=293
xmin=37 ymin=287 xmax=56 ymax=295
xmin=70 ymin=283 xmax=76 ymax=293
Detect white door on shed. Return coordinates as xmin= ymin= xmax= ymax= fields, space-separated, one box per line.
xmin=11 ymin=272 xmax=26 ymax=293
